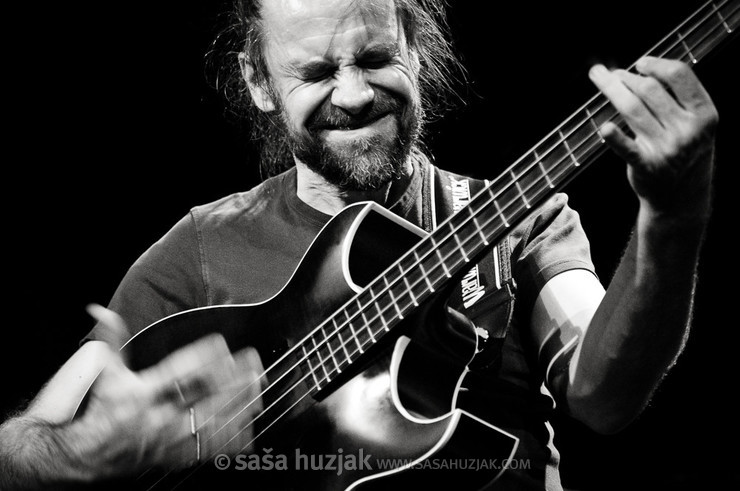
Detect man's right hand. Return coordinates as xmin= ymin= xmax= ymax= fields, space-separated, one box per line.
xmin=75 ymin=305 xmax=265 ymax=479
xmin=0 ymin=306 xmax=264 ymax=488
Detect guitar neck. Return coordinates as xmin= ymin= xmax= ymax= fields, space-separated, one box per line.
xmin=297 ymin=0 xmax=739 ymax=395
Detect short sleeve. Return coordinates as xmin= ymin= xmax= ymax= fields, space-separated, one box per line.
xmin=509 ymin=193 xmax=596 ymax=314
xmin=82 ymin=212 xmax=207 ymax=343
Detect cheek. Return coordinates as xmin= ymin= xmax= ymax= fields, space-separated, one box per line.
xmin=281 ymin=84 xmax=333 ymax=134
xmin=368 ymin=67 xmax=418 ymax=106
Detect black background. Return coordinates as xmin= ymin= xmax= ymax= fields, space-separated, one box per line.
xmin=3 ymin=1 xmax=739 ymax=489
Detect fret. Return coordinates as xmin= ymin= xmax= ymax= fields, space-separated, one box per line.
xmin=355 ymin=297 xmax=381 ymax=337
xmin=509 ymin=169 xmax=532 ymax=209
xmin=367 ymin=284 xmax=390 ymax=334
xmin=548 ymin=138 xmax=577 ymax=173
xmin=431 ymin=220 xmax=464 ymax=269
xmin=488 ymin=187 xmax=510 ymax=228
xmin=402 ymin=276 xmax=419 ymax=307
xmin=412 ymin=250 xmax=437 ymax=292
xmin=382 ymin=275 xmax=405 ymax=319
xmin=559 ymin=111 xmax=600 ymax=162
xmin=726 ymin=2 xmax=740 ymax=33
xmin=668 ymin=3 xmax=737 ymax=64
xmin=276 ymin=3 xmax=738 ymax=413
xmin=584 ymin=107 xmax=605 ymax=143
xmin=696 ymin=3 xmax=739 ymax=59
xmin=534 ymin=150 xmax=555 ymax=189
xmin=677 ymin=30 xmax=698 ymax=63
xmin=435 ymin=247 xmax=452 ymax=278
xmin=452 ymin=232 xmax=470 ymax=262
xmin=401 ymin=272 xmax=419 ymax=306
xmin=467 ymin=206 xmax=489 ymax=246
xmin=343 ymin=309 xmax=364 ymax=354
xmin=712 ymin=1 xmax=732 ymax=32
xmin=394 ymin=252 xmax=432 ymax=302
xmin=486 ymin=169 xmax=521 ymax=216
xmin=362 ymin=319 xmax=376 ymax=343
xmin=511 ymin=153 xmax=541 ymax=192
xmin=428 ymin=234 xmax=456 ymax=269
xmin=311 ymin=335 xmax=331 ymax=383
xmin=558 ymin=129 xmax=581 ymax=168
xmin=302 ymin=345 xmax=322 ymax=390
xmin=331 ymin=317 xmax=352 ymax=362
xmin=336 ymin=330 xmax=350 ymax=362
xmin=321 ymin=326 xmax=341 ymax=373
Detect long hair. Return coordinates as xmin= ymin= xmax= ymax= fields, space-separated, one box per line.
xmin=205 ymin=0 xmax=467 ymax=179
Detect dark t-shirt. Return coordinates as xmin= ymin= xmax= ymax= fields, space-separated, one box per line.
xmin=86 ymin=159 xmax=595 ymax=490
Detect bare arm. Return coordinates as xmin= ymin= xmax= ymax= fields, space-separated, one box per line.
xmin=533 ymin=56 xmax=716 ymax=434
xmin=0 ymin=306 xmax=264 ymax=490
xmin=0 ymin=340 xmax=115 ymax=488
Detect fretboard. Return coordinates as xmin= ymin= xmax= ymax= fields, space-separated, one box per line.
xmin=292 ymin=0 xmax=739 ymax=395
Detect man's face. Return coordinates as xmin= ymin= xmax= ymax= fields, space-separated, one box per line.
xmin=256 ymin=0 xmax=422 ymax=190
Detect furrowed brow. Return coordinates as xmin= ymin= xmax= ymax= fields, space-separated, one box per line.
xmin=285 ymin=58 xmax=334 ymax=79
xmin=356 ymin=41 xmax=400 ymax=59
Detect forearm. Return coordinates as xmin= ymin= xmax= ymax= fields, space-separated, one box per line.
xmin=0 ymin=415 xmax=97 ymax=490
xmin=568 ymin=206 xmax=708 ymax=433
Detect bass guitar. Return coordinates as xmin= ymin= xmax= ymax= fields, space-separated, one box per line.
xmin=77 ymin=1 xmax=739 ymax=489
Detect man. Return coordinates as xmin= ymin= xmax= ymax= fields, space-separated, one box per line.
xmin=0 ymin=0 xmax=721 ymax=490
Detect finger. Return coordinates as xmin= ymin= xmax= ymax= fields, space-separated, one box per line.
xmin=86 ymin=304 xmax=130 ymax=352
xmin=193 ymin=346 xmax=264 ymax=401
xmin=154 ymin=405 xmax=203 ymax=469
xmin=229 ymin=346 xmax=265 ymax=413
xmin=139 ymin=334 xmax=235 ymax=406
xmin=589 ymin=64 xmax=663 ymax=140
xmin=614 ymin=69 xmax=686 ymax=130
xmin=635 ymin=56 xmax=714 ymax=114
xmin=599 ymin=121 xmax=643 ymax=166
xmin=197 ymin=349 xmax=265 ymax=457
xmin=196 ymin=394 xmax=253 ymax=458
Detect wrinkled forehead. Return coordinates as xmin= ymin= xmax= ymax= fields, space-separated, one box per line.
xmin=260 ymin=0 xmax=402 ymax=62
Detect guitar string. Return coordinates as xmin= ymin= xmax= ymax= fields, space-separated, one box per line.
xmin=157 ymin=5 xmax=739 ymax=487
xmin=150 ymin=2 xmax=736 ymax=488
xmin=163 ymin=5 xmax=737 ymax=489
xmin=237 ymin=0 xmax=738 ymax=415
xmin=267 ymin=0 xmax=740 ymax=398
xmin=205 ymin=0 xmax=737 ymax=436
xmin=201 ymin=0 xmax=737 ymax=451
xmin=201 ymin=0 xmax=736 ymax=456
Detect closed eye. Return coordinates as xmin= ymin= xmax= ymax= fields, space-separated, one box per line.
xmin=294 ymin=60 xmax=335 ymax=82
xmin=356 ymin=43 xmax=399 ymax=70
xmin=358 ymin=58 xmax=391 ymax=70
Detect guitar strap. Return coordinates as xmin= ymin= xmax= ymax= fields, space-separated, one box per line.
xmin=426 ymin=163 xmax=516 ymax=371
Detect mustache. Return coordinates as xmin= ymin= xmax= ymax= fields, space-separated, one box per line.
xmin=306 ymin=90 xmax=404 ymax=132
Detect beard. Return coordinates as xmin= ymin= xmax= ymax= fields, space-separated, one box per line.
xmin=281 ymin=88 xmax=422 ymax=191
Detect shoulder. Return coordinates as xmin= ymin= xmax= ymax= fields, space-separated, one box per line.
xmin=189 ymin=169 xmax=292 ymax=230
xmin=509 ymin=193 xmax=595 ymax=313
xmin=510 ymin=193 xmax=584 ymax=252
xmin=126 ymin=170 xmax=292 ymax=282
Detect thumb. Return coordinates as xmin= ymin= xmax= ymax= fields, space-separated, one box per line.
xmin=86 ymin=304 xmax=130 ymax=362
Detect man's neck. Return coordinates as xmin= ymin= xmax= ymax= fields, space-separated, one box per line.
xmin=294 ymin=160 xmax=415 ymax=216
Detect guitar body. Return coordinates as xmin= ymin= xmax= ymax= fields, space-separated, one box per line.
xmin=69 ymin=3 xmax=740 ymax=489
xmin=110 ymin=203 xmax=518 ymax=490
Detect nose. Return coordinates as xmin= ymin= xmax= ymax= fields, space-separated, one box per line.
xmin=331 ymin=68 xmax=374 ymax=115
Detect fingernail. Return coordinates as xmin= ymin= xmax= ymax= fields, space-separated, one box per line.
xmin=589 ymin=64 xmax=608 ymax=79
xmin=635 ymin=56 xmax=654 ymax=72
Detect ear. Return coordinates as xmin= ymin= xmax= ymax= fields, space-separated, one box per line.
xmin=238 ymin=52 xmax=276 ymax=113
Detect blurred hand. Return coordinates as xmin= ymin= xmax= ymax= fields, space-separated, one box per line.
xmin=79 ymin=305 xmax=264 ymax=477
